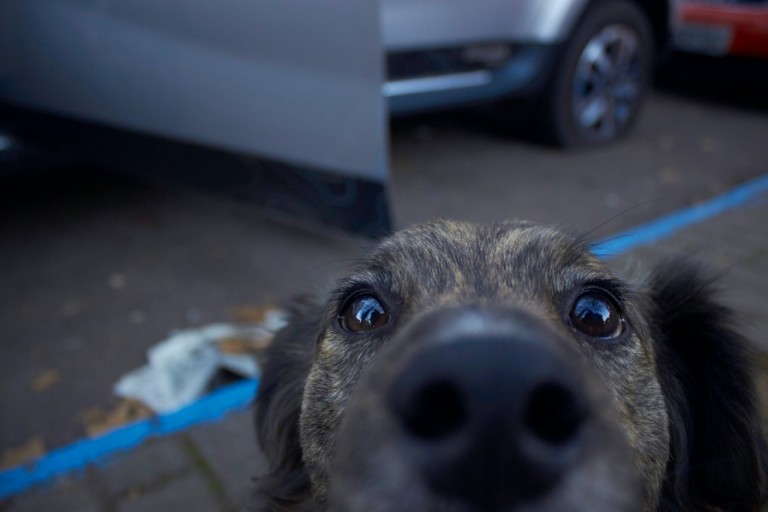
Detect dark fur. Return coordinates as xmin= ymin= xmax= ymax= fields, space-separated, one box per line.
xmin=253 ymin=221 xmax=767 ymax=511
xmin=649 ymin=262 xmax=767 ymax=510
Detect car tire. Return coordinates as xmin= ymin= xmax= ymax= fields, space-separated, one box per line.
xmin=538 ymin=0 xmax=654 ymax=147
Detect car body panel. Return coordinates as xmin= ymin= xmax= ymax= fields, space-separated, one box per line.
xmin=381 ymin=0 xmax=589 ymax=50
xmin=0 ymin=0 xmax=392 ymax=236
xmin=0 ymin=0 xmax=388 ymax=181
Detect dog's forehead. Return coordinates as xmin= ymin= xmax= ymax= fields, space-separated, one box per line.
xmin=365 ymin=221 xmax=608 ymax=299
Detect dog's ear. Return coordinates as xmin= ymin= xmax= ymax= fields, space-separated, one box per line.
xmin=253 ymin=297 xmax=317 ymax=511
xmin=649 ymin=260 xmax=768 ymax=511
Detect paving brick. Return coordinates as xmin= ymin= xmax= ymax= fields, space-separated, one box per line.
xmin=115 ymin=471 xmax=221 ymax=512
xmin=187 ymin=411 xmax=268 ymax=508
xmin=3 ymin=474 xmax=102 ymax=512
xmin=95 ymin=437 xmax=191 ymax=500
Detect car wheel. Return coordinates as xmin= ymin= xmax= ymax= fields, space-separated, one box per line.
xmin=540 ymin=0 xmax=654 ymax=147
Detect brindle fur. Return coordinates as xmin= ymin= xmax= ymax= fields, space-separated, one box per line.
xmin=253 ymin=220 xmax=767 ymax=511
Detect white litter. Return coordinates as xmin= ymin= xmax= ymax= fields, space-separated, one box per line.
xmin=114 ymin=311 xmax=286 ymax=413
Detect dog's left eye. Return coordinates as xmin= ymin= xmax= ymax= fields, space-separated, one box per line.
xmin=339 ymin=294 xmax=390 ymax=333
xmin=569 ymin=290 xmax=624 ymax=339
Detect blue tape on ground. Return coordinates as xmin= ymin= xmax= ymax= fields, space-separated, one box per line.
xmin=593 ymin=173 xmax=768 ymax=259
xmin=2 ymin=173 xmax=768 ymax=501
xmin=0 ymin=378 xmax=258 ymax=500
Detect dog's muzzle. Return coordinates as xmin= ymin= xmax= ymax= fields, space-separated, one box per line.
xmin=328 ymin=307 xmax=641 ymax=512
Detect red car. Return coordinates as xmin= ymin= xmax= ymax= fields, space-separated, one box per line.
xmin=675 ymin=0 xmax=768 ymax=57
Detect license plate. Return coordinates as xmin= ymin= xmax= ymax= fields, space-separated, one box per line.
xmin=674 ymin=23 xmax=734 ymax=56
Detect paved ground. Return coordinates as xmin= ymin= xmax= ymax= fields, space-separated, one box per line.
xmin=1 ymin=411 xmax=264 ymax=512
xmin=1 ymin=54 xmax=767 ymax=509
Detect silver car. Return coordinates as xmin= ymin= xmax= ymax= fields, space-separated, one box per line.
xmin=382 ymin=0 xmax=676 ymax=147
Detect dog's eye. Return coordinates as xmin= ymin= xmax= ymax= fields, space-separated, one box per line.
xmin=569 ymin=290 xmax=623 ymax=339
xmin=339 ymin=294 xmax=389 ymax=333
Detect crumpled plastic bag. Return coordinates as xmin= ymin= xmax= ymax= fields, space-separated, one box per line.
xmin=114 ymin=311 xmax=286 ymax=413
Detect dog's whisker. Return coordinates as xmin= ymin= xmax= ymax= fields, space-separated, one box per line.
xmin=579 ymin=198 xmax=664 ymax=244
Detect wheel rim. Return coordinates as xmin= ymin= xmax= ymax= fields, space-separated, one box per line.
xmin=572 ymin=24 xmax=642 ymax=142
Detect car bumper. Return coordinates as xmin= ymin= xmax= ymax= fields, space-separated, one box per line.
xmin=385 ymin=43 xmax=561 ymax=115
xmin=674 ymin=2 xmax=768 ymax=58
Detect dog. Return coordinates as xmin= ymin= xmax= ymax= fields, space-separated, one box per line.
xmin=252 ymin=220 xmax=767 ymax=511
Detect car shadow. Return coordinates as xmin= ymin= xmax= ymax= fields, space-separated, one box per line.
xmin=655 ymin=52 xmax=768 ymax=113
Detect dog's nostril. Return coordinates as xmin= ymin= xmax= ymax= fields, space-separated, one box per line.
xmin=524 ymin=382 xmax=587 ymax=446
xmin=399 ymin=380 xmax=467 ymax=441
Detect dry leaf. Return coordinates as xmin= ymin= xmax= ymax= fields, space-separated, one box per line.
xmin=1 ymin=437 xmax=46 ymax=469
xmin=32 ymin=370 xmax=61 ymax=392
xmin=230 ymin=304 xmax=276 ymax=324
xmin=217 ymin=334 xmax=273 ymax=354
xmin=82 ymin=399 xmax=153 ymax=437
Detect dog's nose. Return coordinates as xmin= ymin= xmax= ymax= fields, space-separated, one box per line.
xmin=388 ymin=335 xmax=588 ymax=510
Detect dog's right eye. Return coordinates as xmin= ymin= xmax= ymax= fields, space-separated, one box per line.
xmin=339 ymin=294 xmax=390 ymax=333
